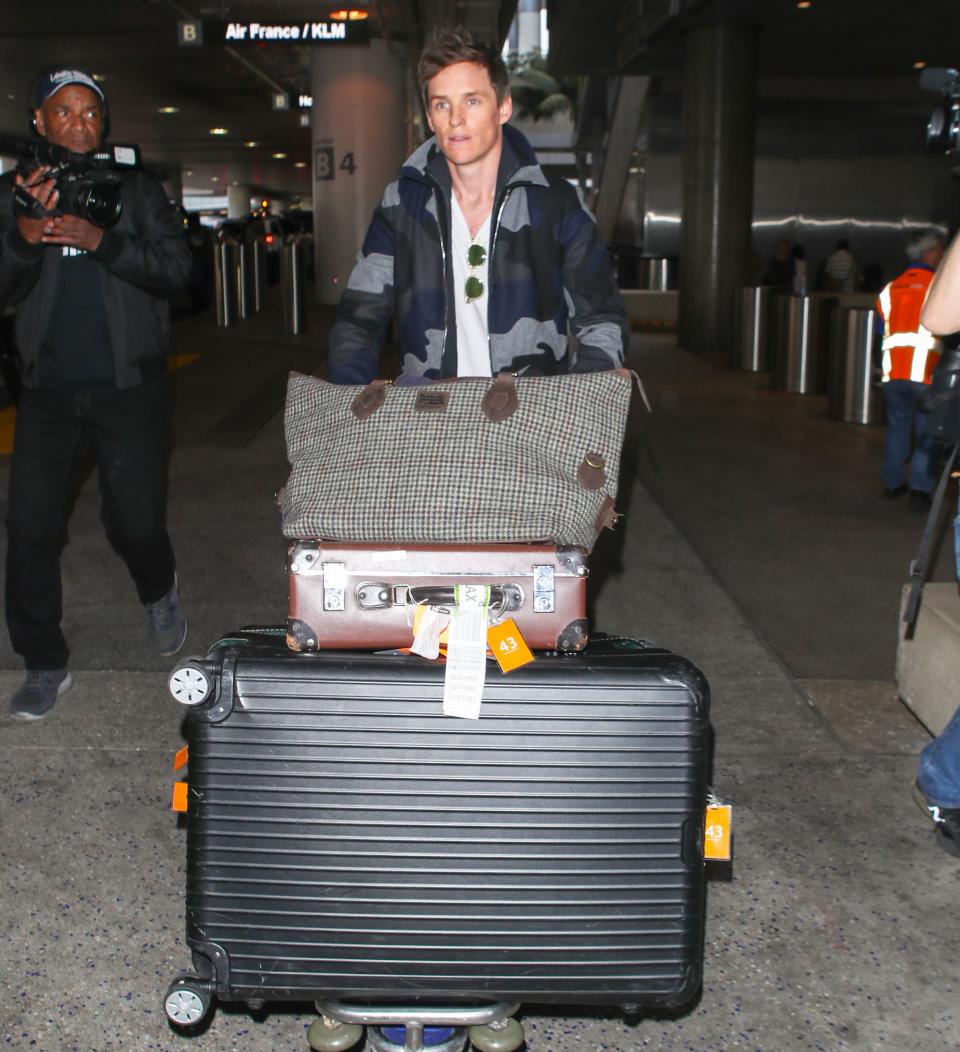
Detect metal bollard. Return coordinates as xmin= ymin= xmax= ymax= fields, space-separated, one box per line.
xmin=237 ymin=241 xmax=252 ymax=321
xmin=251 ymin=238 xmax=266 ymax=313
xmin=771 ymin=293 xmax=835 ymax=394
xmin=212 ymin=238 xmax=239 ymax=327
xmin=828 ymin=306 xmax=883 ymax=425
xmin=282 ymin=236 xmax=308 ymax=336
xmin=639 ymin=256 xmax=675 ymax=291
xmin=737 ymin=285 xmax=772 ymax=372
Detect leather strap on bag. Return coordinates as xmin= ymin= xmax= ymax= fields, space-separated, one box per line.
xmin=903 ymin=441 xmax=959 ymax=635
xmin=577 ymin=452 xmax=607 ymax=491
xmin=351 ymin=380 xmax=389 ymax=420
xmin=593 ymin=495 xmax=621 ymax=535
xmin=481 ymin=372 xmax=518 ymax=423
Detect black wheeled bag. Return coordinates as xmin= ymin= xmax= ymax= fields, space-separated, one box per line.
xmin=166 ymin=629 xmax=711 ymax=1020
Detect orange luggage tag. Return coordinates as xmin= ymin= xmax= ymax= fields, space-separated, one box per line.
xmin=488 ymin=618 xmax=535 ymax=673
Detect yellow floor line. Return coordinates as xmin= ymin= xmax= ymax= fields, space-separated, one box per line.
xmin=167 ymin=353 xmax=202 ymax=374
xmin=0 ymin=353 xmax=202 ymax=455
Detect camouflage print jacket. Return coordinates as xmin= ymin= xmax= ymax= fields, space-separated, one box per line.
xmin=328 ymin=123 xmax=628 ymax=383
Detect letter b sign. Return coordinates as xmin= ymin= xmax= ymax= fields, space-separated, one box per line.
xmin=178 ymin=20 xmax=203 ymax=46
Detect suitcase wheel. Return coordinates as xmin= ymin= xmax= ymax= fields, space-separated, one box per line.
xmin=163 ymin=976 xmax=212 ymax=1029
xmin=168 ymin=661 xmax=214 ymax=706
xmin=306 ymin=1015 xmax=364 ymax=1052
xmin=468 ymin=1017 xmax=525 ymax=1052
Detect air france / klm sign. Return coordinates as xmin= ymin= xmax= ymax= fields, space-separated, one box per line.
xmin=213 ymin=20 xmax=370 ymax=44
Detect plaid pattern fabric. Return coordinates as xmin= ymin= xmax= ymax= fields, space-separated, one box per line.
xmin=282 ymin=371 xmax=633 ymax=552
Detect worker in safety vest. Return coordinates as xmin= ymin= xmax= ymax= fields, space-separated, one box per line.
xmin=876 ymin=229 xmax=945 ymax=509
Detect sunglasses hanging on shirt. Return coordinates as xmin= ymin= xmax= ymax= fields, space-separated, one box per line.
xmin=465 ymin=242 xmax=486 ymax=303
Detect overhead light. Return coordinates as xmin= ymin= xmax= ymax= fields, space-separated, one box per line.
xmin=272 ymin=152 xmax=287 ymax=159
xmin=796 ymin=1 xmax=811 ymax=7
xmin=914 ymin=60 xmax=927 ymax=69
xmin=294 ymin=161 xmax=307 ymax=168
xmin=330 ymin=9 xmax=370 ymax=19
xmin=209 ymin=127 xmax=228 ymax=136
xmin=244 ymin=141 xmax=258 ymax=148
xmin=158 ymin=106 xmax=179 ymax=115
xmin=211 ymin=176 xmax=219 ymax=182
xmin=91 ymin=73 xmax=106 ymax=82
xmin=185 ymin=169 xmax=193 ymax=176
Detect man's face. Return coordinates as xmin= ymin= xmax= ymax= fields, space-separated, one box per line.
xmin=425 ymin=61 xmax=512 ymax=171
xmin=34 ymin=84 xmax=104 ymax=154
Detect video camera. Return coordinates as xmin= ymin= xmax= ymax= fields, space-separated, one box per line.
xmin=921 ymin=67 xmax=960 ymax=154
xmin=0 ymin=134 xmax=140 ymax=228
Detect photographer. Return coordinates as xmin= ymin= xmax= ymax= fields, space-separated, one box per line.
xmin=909 ymin=226 xmax=960 ymax=858
xmin=921 ymin=228 xmax=960 ymax=334
xmin=0 ymin=68 xmax=191 ymax=720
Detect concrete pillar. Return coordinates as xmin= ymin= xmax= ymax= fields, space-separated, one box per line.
xmin=311 ymin=40 xmax=406 ymax=306
xmin=227 ymin=185 xmax=251 ymax=218
xmin=678 ymin=22 xmax=757 ymax=359
xmin=517 ymin=0 xmax=542 ymax=54
xmin=507 ymin=18 xmax=519 ymax=55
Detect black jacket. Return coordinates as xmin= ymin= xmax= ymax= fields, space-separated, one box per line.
xmin=0 ymin=166 xmax=191 ymax=390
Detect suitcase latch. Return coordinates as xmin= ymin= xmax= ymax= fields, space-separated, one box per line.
xmin=355 ymin=582 xmax=411 ymax=610
xmin=532 ymin=564 xmax=555 ymax=612
xmin=322 ymin=562 xmax=346 ymax=611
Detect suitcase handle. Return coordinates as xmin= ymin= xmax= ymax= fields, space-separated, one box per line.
xmin=355 ymin=581 xmax=522 ymax=614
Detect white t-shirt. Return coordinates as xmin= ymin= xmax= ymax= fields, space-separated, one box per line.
xmin=450 ymin=195 xmax=492 ymax=377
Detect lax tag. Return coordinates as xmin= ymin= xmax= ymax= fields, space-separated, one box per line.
xmin=442 ymin=586 xmax=490 ymax=719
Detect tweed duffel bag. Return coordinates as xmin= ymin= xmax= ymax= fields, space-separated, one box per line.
xmin=281 ymin=369 xmax=638 ymax=553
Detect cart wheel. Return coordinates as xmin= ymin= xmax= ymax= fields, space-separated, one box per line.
xmin=306 ymin=1015 xmax=365 ymax=1052
xmin=164 ymin=978 xmax=211 ymax=1028
xmin=468 ymin=1017 xmax=524 ymax=1052
xmin=169 ymin=661 xmax=213 ymax=706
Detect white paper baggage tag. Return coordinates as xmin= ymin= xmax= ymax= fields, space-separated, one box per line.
xmin=410 ymin=606 xmax=446 ymax=660
xmin=443 ymin=589 xmax=490 ymax=719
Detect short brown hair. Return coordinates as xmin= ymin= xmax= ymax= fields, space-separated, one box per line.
xmin=417 ymin=26 xmax=510 ymax=109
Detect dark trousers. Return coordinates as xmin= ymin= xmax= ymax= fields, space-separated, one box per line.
xmin=5 ymin=382 xmax=176 ymax=670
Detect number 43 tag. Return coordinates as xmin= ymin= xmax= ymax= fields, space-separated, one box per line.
xmin=488 ymin=618 xmax=535 ymax=673
xmin=704 ymin=804 xmax=732 ymax=861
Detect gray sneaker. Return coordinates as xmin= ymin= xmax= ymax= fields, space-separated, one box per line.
xmin=9 ymin=669 xmax=72 ymax=721
xmin=145 ymin=574 xmax=188 ymax=656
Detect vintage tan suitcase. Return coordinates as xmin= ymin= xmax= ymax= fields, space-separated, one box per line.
xmin=286 ymin=541 xmax=589 ymax=653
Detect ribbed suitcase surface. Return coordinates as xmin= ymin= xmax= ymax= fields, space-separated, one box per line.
xmin=183 ymin=633 xmax=710 ymax=1010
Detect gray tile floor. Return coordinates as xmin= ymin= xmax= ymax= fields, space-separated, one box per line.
xmin=1 ymin=304 xmax=956 ymax=1051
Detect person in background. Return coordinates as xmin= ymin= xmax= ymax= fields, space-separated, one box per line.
xmin=791 ymin=244 xmax=808 ymax=296
xmin=328 ymin=25 xmax=627 ymax=383
xmin=0 ymin=67 xmax=191 ymax=720
xmin=763 ymin=237 xmax=793 ymax=292
xmin=875 ymin=229 xmax=945 ymax=510
xmin=823 ymin=238 xmax=859 ymax=293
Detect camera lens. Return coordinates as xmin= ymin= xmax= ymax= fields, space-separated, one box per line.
xmin=78 ymin=184 xmax=122 ymax=227
xmin=927 ymin=101 xmax=960 ymax=154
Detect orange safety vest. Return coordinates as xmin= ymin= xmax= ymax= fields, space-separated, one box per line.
xmin=876 ymin=267 xmax=942 ymax=384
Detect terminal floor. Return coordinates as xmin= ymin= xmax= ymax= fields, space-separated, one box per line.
xmin=0 ymin=299 xmax=956 ymax=1051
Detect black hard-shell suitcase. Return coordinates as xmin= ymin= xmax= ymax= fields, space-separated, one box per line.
xmin=166 ymin=629 xmax=710 ymax=1022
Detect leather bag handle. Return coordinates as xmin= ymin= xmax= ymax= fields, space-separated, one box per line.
xmin=351 ymin=379 xmax=389 ymax=420
xmin=481 ymin=372 xmax=518 ymax=423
